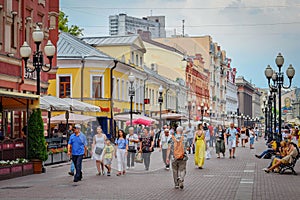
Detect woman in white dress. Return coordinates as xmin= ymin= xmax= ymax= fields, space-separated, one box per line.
xmin=91 ymin=126 xmax=107 ymax=175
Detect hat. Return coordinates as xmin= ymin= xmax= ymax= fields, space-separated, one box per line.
xmin=74 ymin=124 xmax=81 ymax=129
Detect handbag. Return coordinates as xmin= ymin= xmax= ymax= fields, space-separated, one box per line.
xmin=128 ymin=146 xmax=136 ymax=153
xmin=135 ymin=152 xmax=143 ymax=163
xmin=95 ymin=147 xmax=103 ymax=155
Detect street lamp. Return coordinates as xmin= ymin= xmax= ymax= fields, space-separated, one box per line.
xmin=265 ymin=53 xmax=295 ymax=142
xmin=128 ymin=73 xmax=135 ymax=127
xmin=200 ymin=102 xmax=207 ymax=123
xmin=158 ymin=85 xmax=164 ymax=130
xmin=20 ymin=26 xmax=55 ymax=95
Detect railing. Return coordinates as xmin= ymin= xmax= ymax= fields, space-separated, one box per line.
xmin=0 ymin=138 xmax=25 ymax=160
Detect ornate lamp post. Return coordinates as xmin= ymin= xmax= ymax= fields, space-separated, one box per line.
xmin=265 ymin=53 xmax=295 ymax=142
xmin=200 ymin=102 xmax=207 ymax=123
xmin=158 ymin=85 xmax=164 ymax=130
xmin=128 ymin=73 xmax=135 ymax=127
xmin=20 ymin=26 xmax=56 ymax=95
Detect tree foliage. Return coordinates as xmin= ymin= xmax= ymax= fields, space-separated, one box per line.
xmin=59 ymin=11 xmax=84 ymax=36
xmin=28 ymin=109 xmax=48 ymax=161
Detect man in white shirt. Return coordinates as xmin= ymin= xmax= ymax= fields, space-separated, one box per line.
xmin=126 ymin=127 xmax=139 ymax=169
xmin=160 ymin=129 xmax=172 ymax=170
xmin=185 ymin=123 xmax=195 ymax=154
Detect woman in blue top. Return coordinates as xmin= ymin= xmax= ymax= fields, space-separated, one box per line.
xmin=115 ymin=130 xmax=128 ymax=176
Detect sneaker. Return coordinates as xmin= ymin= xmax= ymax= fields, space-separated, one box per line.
xmin=126 ymin=167 xmax=130 ymax=170
xmin=198 ymin=166 xmax=203 ymax=169
xmin=107 ymin=172 xmax=111 ymax=176
xmin=68 ymin=172 xmax=74 ymax=176
xmin=233 ymin=156 xmax=235 ymax=159
xmin=255 ymin=155 xmax=261 ymax=159
xmin=262 ymin=168 xmax=268 ymax=171
xmin=178 ymin=178 xmax=184 ymax=189
xmin=131 ymin=166 xmax=135 ymax=169
xmin=96 ymin=172 xmax=101 ymax=176
xmin=175 ymin=186 xmax=179 ymax=189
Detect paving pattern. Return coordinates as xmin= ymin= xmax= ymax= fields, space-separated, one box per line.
xmin=1 ymin=138 xmax=300 ymax=200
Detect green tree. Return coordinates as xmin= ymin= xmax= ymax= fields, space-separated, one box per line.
xmin=28 ymin=109 xmax=48 ymax=161
xmin=59 ymin=11 xmax=84 ymax=36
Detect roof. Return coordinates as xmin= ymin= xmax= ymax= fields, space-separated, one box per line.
xmin=57 ymin=32 xmax=113 ymax=60
xmin=82 ymin=35 xmax=142 ymax=47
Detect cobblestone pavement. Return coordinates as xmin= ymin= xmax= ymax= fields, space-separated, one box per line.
xmin=1 ymin=138 xmax=300 ymax=200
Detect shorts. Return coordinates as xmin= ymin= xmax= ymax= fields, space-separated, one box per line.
xmin=250 ymin=137 xmax=255 ymax=145
xmin=104 ymin=158 xmax=112 ymax=165
xmin=228 ymin=140 xmax=236 ymax=149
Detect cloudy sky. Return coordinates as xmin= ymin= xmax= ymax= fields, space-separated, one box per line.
xmin=60 ymin=0 xmax=300 ymax=88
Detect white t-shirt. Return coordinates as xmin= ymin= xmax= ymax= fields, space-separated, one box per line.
xmin=126 ymin=134 xmax=139 ymax=149
xmin=160 ymin=134 xmax=171 ymax=149
xmin=185 ymin=126 xmax=195 ymax=139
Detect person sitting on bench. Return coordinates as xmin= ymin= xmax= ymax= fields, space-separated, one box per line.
xmin=264 ymin=140 xmax=298 ymax=173
xmin=255 ymin=139 xmax=277 ymax=159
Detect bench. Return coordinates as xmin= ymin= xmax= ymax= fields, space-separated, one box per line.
xmin=279 ymin=143 xmax=299 ymax=175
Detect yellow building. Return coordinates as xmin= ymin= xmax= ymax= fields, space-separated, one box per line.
xmin=49 ymin=32 xmax=146 ymax=136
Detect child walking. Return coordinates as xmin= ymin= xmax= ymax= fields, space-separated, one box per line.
xmin=102 ymin=139 xmax=115 ymax=176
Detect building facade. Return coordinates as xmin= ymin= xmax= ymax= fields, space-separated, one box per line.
xmin=0 ymin=0 xmax=59 ymax=138
xmin=109 ymin=13 xmax=166 ymax=38
xmin=225 ymin=63 xmax=238 ymax=115
xmin=236 ymin=76 xmax=255 ymax=118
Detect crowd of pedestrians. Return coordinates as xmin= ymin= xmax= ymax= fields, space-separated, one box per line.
xmin=67 ymin=121 xmax=266 ymax=188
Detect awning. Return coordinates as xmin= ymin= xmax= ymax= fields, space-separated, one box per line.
xmin=50 ymin=113 xmax=96 ymax=124
xmin=40 ymin=96 xmax=101 ymax=112
xmin=0 ymin=90 xmax=39 ymax=110
xmin=114 ymin=113 xmax=157 ymax=123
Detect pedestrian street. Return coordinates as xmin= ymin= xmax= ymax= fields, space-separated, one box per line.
xmin=1 ymin=138 xmax=300 ymax=200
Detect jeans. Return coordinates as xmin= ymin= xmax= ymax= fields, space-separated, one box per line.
xmin=259 ymin=149 xmax=275 ymax=158
xmin=209 ymin=136 xmax=215 ymax=147
xmin=70 ymin=160 xmax=74 ymax=173
xmin=72 ymin=155 xmax=83 ymax=181
xmin=172 ymin=159 xmax=187 ymax=186
xmin=162 ymin=149 xmax=170 ymax=167
xmin=142 ymin=152 xmax=151 ymax=170
xmin=187 ymin=138 xmax=194 ymax=153
xmin=127 ymin=151 xmax=135 ymax=168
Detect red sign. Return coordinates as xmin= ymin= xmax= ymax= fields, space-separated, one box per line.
xmin=144 ymin=99 xmax=150 ymax=104
xmin=100 ymin=106 xmax=110 ymax=112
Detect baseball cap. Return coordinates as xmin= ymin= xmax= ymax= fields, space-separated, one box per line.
xmin=74 ymin=124 xmax=81 ymax=129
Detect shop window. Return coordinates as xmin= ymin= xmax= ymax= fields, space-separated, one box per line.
xmin=91 ymin=76 xmax=102 ymax=98
xmin=59 ymin=76 xmax=71 ymax=98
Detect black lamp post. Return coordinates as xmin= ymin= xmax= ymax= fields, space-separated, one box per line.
xmin=208 ymin=107 xmax=213 ymax=124
xmin=158 ymin=85 xmax=164 ymax=130
xmin=265 ymin=53 xmax=295 ymax=142
xmin=262 ymin=96 xmax=269 ymax=140
xmin=20 ymin=26 xmax=55 ymax=95
xmin=200 ymin=102 xmax=207 ymax=123
xmin=128 ymin=73 xmax=135 ymax=127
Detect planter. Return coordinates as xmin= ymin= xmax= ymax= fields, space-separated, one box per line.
xmin=0 ymin=166 xmax=11 ymax=180
xmin=31 ymin=159 xmax=43 ymax=174
xmin=52 ymin=152 xmax=62 ymax=163
xmin=62 ymin=152 xmax=69 ymax=162
xmin=22 ymin=163 xmax=33 ymax=176
xmin=11 ymin=165 xmax=23 ymax=178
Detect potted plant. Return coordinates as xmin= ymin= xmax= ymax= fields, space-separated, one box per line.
xmin=28 ymin=109 xmax=48 ymax=174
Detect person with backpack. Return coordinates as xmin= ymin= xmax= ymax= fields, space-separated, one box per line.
xmin=166 ymin=126 xmax=189 ymax=189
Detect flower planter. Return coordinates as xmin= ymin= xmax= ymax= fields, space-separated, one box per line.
xmin=22 ymin=163 xmax=33 ymax=176
xmin=31 ymin=159 xmax=43 ymax=174
xmin=11 ymin=164 xmax=23 ymax=178
xmin=62 ymin=152 xmax=69 ymax=162
xmin=52 ymin=152 xmax=62 ymax=163
xmin=0 ymin=166 xmax=11 ymax=180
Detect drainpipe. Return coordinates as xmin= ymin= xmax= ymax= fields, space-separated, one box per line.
xmin=110 ymin=60 xmax=118 ymax=139
xmin=19 ymin=0 xmax=26 ymax=91
xmin=143 ymin=75 xmax=149 ymax=115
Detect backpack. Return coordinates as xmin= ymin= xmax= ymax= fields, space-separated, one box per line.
xmin=172 ymin=135 xmax=184 ymax=160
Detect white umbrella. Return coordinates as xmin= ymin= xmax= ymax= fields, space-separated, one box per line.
xmin=40 ymin=96 xmax=70 ymax=111
xmin=62 ymin=98 xmax=101 ymax=112
xmin=50 ymin=113 xmax=96 ymax=124
xmin=153 ymin=113 xmax=187 ymax=120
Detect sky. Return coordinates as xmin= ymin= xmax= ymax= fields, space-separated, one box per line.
xmin=60 ymin=0 xmax=300 ymax=88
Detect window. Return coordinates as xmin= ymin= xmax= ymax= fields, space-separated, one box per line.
xmin=91 ymin=76 xmax=102 ymax=98
xmin=0 ymin=7 xmax=3 ymax=45
xmin=59 ymin=76 xmax=71 ymax=98
xmin=11 ymin=13 xmax=16 ymax=48
xmin=136 ymin=54 xmax=139 ymax=65
xmin=131 ymin=52 xmax=134 ymax=63
xmin=140 ymin=56 xmax=143 ymax=66
xmin=117 ymin=79 xmax=120 ymax=100
xmin=121 ymin=80 xmax=125 ymax=100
